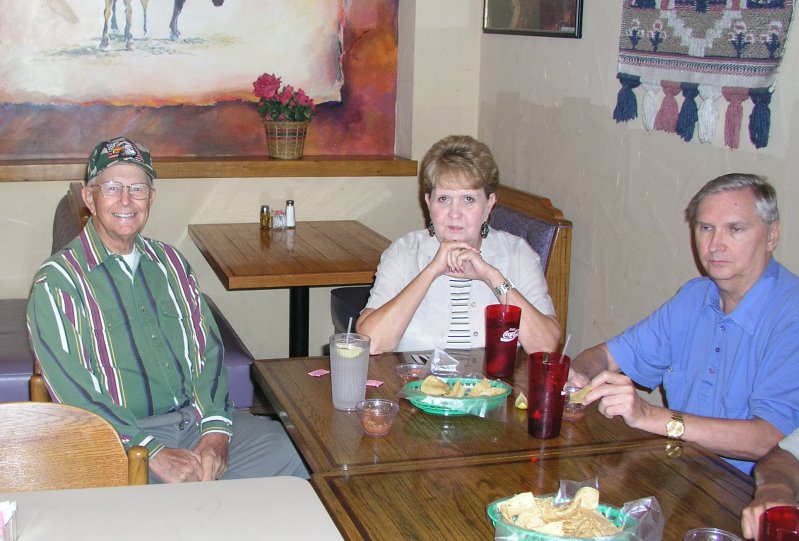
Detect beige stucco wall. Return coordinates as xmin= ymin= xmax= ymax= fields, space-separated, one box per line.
xmin=478 ymin=2 xmax=799 ymax=362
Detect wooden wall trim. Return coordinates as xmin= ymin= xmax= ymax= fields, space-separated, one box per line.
xmin=0 ymin=155 xmax=418 ymax=182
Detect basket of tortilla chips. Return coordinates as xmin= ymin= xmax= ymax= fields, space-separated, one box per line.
xmin=487 ymin=487 xmax=640 ymax=541
xmin=400 ymin=375 xmax=512 ymax=416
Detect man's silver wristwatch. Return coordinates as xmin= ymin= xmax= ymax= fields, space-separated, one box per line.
xmin=493 ymin=278 xmax=515 ymax=299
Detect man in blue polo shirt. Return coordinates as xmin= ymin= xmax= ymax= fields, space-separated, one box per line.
xmin=569 ymin=173 xmax=799 ymax=474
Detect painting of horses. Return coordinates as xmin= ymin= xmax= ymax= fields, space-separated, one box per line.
xmin=0 ymin=0 xmax=398 ymax=160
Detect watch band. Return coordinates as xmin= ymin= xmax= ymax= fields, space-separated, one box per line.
xmin=493 ymin=278 xmax=515 ymax=300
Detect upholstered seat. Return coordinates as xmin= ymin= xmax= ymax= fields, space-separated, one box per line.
xmin=329 ymin=185 xmax=572 ymax=346
xmin=0 ymin=182 xmax=255 ymax=408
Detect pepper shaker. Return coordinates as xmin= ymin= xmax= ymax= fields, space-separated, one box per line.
xmin=260 ymin=205 xmax=271 ymax=229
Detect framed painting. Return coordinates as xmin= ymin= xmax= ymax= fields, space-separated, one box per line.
xmin=483 ymin=0 xmax=583 ymax=38
xmin=0 ymin=0 xmax=399 ymax=161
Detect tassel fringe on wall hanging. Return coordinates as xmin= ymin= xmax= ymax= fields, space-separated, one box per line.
xmin=614 ymin=0 xmax=795 ymax=149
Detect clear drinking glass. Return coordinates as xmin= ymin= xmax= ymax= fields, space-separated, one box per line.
xmin=329 ymin=333 xmax=370 ymax=411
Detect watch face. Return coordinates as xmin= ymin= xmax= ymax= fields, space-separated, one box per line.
xmin=667 ymin=418 xmax=685 ymax=438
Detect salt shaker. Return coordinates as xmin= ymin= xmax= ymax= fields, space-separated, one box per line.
xmin=285 ymin=199 xmax=296 ymax=228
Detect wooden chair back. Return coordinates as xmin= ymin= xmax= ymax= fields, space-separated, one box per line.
xmin=0 ymin=401 xmax=148 ymax=491
xmin=491 ymin=185 xmax=572 ymax=344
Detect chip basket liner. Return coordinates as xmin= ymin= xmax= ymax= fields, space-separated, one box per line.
xmin=263 ymin=119 xmax=311 ymax=159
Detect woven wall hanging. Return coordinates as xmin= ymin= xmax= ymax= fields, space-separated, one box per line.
xmin=614 ymin=1 xmax=795 ymax=149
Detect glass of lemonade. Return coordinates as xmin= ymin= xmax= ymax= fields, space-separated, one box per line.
xmin=329 ymin=333 xmax=371 ymax=411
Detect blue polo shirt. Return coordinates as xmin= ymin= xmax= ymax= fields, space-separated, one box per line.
xmin=608 ymin=259 xmax=799 ymax=474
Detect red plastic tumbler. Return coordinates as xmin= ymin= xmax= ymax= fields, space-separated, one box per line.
xmin=484 ymin=304 xmax=521 ymax=378
xmin=760 ymin=506 xmax=799 ymax=541
xmin=527 ymin=352 xmax=570 ymax=439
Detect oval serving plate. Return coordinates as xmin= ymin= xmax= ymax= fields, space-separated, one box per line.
xmin=402 ymin=377 xmax=512 ymax=416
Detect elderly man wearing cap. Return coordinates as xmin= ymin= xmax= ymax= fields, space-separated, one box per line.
xmin=27 ymin=137 xmax=308 ymax=483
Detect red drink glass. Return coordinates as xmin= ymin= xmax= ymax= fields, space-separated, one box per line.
xmin=761 ymin=506 xmax=799 ymax=541
xmin=484 ymin=304 xmax=521 ymax=378
xmin=527 ymin=352 xmax=570 ymax=439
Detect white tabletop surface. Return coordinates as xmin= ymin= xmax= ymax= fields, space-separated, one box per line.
xmin=0 ymin=476 xmax=343 ymax=540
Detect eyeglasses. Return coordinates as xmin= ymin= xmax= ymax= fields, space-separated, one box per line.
xmin=90 ymin=180 xmax=153 ymax=200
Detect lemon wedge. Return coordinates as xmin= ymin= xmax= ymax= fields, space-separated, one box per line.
xmin=514 ymin=392 xmax=528 ymax=410
xmin=335 ymin=344 xmax=364 ymax=359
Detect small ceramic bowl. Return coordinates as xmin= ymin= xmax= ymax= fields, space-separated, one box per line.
xmin=356 ymin=399 xmax=400 ymax=436
xmin=394 ymin=363 xmax=423 ymax=385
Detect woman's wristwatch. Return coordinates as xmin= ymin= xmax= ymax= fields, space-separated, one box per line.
xmin=493 ymin=278 xmax=515 ymax=299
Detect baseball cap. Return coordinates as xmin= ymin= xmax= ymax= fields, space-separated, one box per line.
xmin=87 ymin=137 xmax=156 ymax=181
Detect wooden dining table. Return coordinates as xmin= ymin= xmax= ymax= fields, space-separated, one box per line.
xmin=253 ymin=349 xmax=756 ymax=540
xmin=312 ymin=441 xmax=754 ymax=541
xmin=253 ymin=350 xmax=663 ymax=473
xmin=188 ymin=220 xmax=389 ymax=356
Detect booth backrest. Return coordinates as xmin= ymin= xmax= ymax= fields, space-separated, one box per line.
xmin=52 ymin=181 xmax=91 ymax=254
xmin=490 ymin=184 xmax=572 ymax=340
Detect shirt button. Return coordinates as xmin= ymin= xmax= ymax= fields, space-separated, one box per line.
xmin=715 ymin=347 xmax=720 ymax=352
xmin=473 ymin=332 xmax=478 ymax=337
xmin=470 ymin=302 xmax=476 ymax=307
xmin=720 ymin=325 xmax=726 ymax=331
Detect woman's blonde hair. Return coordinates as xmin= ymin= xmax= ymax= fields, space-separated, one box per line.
xmin=419 ymin=135 xmax=499 ymax=196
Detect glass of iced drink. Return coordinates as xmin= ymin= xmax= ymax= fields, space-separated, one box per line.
xmin=484 ymin=304 xmax=521 ymax=377
xmin=527 ymin=352 xmax=570 ymax=439
xmin=329 ymin=333 xmax=370 ymax=411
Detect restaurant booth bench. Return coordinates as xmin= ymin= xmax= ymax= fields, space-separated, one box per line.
xmin=0 ymin=182 xmax=256 ymax=408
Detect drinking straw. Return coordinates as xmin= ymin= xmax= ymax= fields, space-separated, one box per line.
xmin=560 ymin=334 xmax=572 ymax=359
xmin=346 ymin=316 xmax=354 ymax=343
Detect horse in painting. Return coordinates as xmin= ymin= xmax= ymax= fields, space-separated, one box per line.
xmin=170 ymin=0 xmax=225 ymax=41
xmin=100 ymin=0 xmax=225 ymax=50
xmin=101 ymin=0 xmax=148 ymax=50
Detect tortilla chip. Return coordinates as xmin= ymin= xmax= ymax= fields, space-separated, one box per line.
xmin=468 ymin=378 xmax=507 ymax=397
xmin=447 ymin=380 xmax=466 ymax=398
xmin=573 ymin=487 xmax=600 ymax=509
xmin=420 ymin=375 xmax=449 ymax=396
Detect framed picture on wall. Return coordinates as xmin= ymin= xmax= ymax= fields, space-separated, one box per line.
xmin=483 ymin=0 xmax=583 ymax=38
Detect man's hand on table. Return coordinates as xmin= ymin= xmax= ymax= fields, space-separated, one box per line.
xmin=193 ymin=432 xmax=229 ymax=481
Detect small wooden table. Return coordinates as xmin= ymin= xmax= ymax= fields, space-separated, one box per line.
xmin=188 ymin=221 xmax=389 ymax=356
xmin=311 ymin=441 xmax=753 ymax=541
xmin=1 ymin=477 xmax=342 ymax=540
xmin=253 ymin=351 xmax=662 ymax=473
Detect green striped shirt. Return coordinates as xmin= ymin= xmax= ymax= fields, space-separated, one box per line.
xmin=27 ymin=219 xmax=232 ymax=456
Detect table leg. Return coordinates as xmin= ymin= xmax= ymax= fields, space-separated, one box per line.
xmin=289 ymin=286 xmax=310 ymax=357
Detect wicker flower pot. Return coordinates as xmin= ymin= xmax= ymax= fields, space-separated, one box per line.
xmin=263 ymin=119 xmax=311 ymax=160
